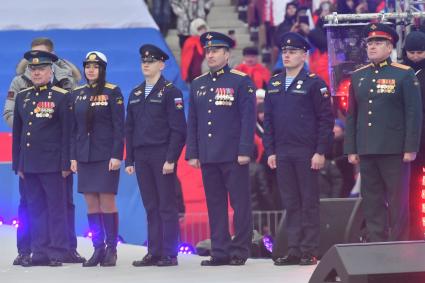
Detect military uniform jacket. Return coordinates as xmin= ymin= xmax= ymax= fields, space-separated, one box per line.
xmin=125 ymin=76 xmax=187 ymax=166
xmin=70 ymin=83 xmax=125 ymax=163
xmin=185 ymin=65 xmax=256 ymax=163
xmin=12 ymin=83 xmax=70 ymax=173
xmin=344 ymin=58 xmax=422 ymax=155
xmin=263 ymin=68 xmax=334 ymax=158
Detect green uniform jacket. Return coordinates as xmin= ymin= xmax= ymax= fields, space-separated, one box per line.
xmin=344 ymin=58 xmax=422 ymax=155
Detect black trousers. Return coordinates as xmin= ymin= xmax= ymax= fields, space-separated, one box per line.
xmin=360 ymin=154 xmax=410 ymax=242
xmin=24 ymin=172 xmax=68 ymax=260
xmin=276 ymin=155 xmax=320 ymax=256
xmin=201 ymin=162 xmax=252 ymax=259
xmin=135 ymin=147 xmax=179 ymax=257
xmin=17 ymin=174 xmax=77 ymax=254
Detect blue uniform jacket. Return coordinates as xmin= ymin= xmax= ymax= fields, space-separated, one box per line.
xmin=12 ymin=83 xmax=70 ymax=173
xmin=70 ymin=82 xmax=125 ymax=162
xmin=125 ymin=76 xmax=187 ymax=165
xmin=186 ymin=65 xmax=256 ymax=163
xmin=263 ymin=68 xmax=334 ymax=158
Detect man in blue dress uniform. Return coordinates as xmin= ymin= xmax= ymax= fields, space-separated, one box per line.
xmin=186 ymin=31 xmax=257 ymax=266
xmin=125 ymin=44 xmax=187 ymax=266
xmin=345 ymin=23 xmax=422 ymax=242
xmin=263 ymin=32 xmax=334 ymax=265
xmin=12 ymin=50 xmax=71 ymax=266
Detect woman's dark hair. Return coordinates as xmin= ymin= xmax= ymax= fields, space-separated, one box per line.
xmin=85 ymin=63 xmax=107 ymax=134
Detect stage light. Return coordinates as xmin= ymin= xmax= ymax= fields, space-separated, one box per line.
xmin=178 ymin=243 xmax=195 ymax=255
xmin=117 ymin=235 xmax=125 ymax=245
xmin=262 ymin=235 xmax=273 ymax=253
xmin=0 ymin=217 xmax=3 ymax=226
xmin=85 ymin=231 xmax=93 ymax=238
xmin=12 ymin=218 xmax=19 ymax=228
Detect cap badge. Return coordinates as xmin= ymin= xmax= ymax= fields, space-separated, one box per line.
xmin=206 ymin=33 xmax=213 ymax=40
xmin=88 ymin=54 xmax=97 ymax=60
xmin=32 ymin=58 xmax=39 ymax=64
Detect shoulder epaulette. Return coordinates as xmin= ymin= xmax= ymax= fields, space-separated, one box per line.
xmin=194 ymin=72 xmax=209 ymax=81
xmin=73 ymin=85 xmax=86 ymax=91
xmin=52 ymin=86 xmax=68 ymax=94
xmin=104 ymin=82 xmax=117 ymax=89
xmin=230 ymin=69 xmax=247 ymax=76
xmin=272 ymin=73 xmax=280 ymax=77
xmin=353 ymin=63 xmax=373 ymax=73
xmin=391 ymin=62 xmax=410 ymax=70
xmin=18 ymin=86 xmax=34 ymax=94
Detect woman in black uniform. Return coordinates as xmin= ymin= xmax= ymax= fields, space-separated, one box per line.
xmin=70 ymin=51 xmax=124 ymax=267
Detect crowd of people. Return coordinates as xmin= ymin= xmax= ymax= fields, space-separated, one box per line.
xmin=2 ymin=0 xmax=425 ymax=271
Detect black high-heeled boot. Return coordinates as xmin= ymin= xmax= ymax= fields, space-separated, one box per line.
xmin=100 ymin=212 xmax=118 ymax=267
xmin=83 ymin=213 xmax=106 ymax=267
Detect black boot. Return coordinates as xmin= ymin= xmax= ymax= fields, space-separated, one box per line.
xmin=100 ymin=212 xmax=118 ymax=267
xmin=83 ymin=213 xmax=106 ymax=267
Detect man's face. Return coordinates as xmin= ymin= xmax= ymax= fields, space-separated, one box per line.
xmin=286 ymin=5 xmax=297 ymax=17
xmin=282 ymin=48 xmax=306 ymax=69
xmin=244 ymin=54 xmax=258 ymax=66
xmin=366 ymin=39 xmax=392 ymax=63
xmin=406 ymin=50 xmax=425 ymax=63
xmin=141 ymin=58 xmax=164 ymax=78
xmin=29 ymin=64 xmax=53 ymax=86
xmin=205 ymin=47 xmax=229 ymax=71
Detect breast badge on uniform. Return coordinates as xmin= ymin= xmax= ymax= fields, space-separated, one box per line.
xmin=34 ymin=101 xmax=55 ymax=118
xmin=116 ymin=97 xmax=124 ymax=105
xmin=320 ymin=87 xmax=330 ymax=98
xmin=271 ymin=81 xmax=281 ymax=87
xmin=296 ymin=80 xmax=304 ymax=89
xmin=90 ymin=95 xmax=109 ymax=106
xmin=174 ymin=97 xmax=183 ymax=110
xmin=215 ymin=88 xmax=234 ymax=106
xmin=376 ymin=79 xmax=395 ymax=94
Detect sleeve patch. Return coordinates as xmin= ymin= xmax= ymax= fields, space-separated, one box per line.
xmin=320 ymin=87 xmax=330 ymax=97
xmin=7 ymin=91 xmax=14 ymax=100
xmin=174 ymin=97 xmax=183 ymax=110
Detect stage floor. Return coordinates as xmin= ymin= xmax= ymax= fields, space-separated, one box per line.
xmin=0 ymin=225 xmax=315 ymax=283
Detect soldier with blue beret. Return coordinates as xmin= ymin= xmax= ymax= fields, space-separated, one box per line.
xmin=70 ymin=51 xmax=125 ymax=267
xmin=126 ymin=44 xmax=186 ymax=267
xmin=186 ymin=31 xmax=256 ymax=266
xmin=263 ymin=32 xmax=334 ymax=266
xmin=345 ymin=23 xmax=422 ymax=242
xmin=12 ymin=50 xmax=71 ymax=266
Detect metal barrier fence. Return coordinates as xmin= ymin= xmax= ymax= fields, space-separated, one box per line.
xmin=179 ymin=210 xmax=284 ymax=247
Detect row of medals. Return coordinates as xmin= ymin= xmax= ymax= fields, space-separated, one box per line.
xmin=215 ymin=94 xmax=234 ymax=106
xmin=76 ymin=95 xmax=109 ymax=106
xmin=34 ymin=105 xmax=54 ymax=118
xmin=376 ymin=84 xmax=395 ymax=94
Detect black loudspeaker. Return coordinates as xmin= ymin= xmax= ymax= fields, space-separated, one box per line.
xmin=272 ymin=198 xmax=365 ymax=259
xmin=309 ymin=241 xmax=425 ymax=283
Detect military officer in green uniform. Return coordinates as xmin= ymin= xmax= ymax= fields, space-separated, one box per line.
xmin=344 ymin=23 xmax=422 ymax=242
